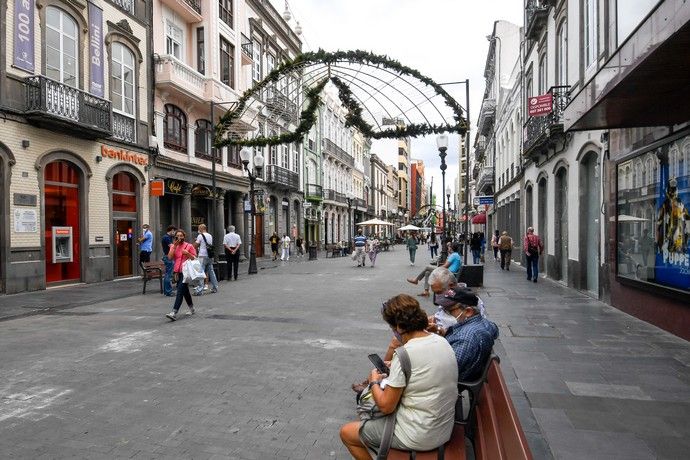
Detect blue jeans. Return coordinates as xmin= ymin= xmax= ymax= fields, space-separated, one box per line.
xmin=408 ymin=248 xmax=416 ymax=264
xmin=430 ymin=245 xmax=438 ymax=258
xmin=472 ymin=249 xmax=481 ymax=264
xmin=162 ymin=256 xmax=174 ymax=296
xmin=526 ymin=254 xmax=539 ymax=281
xmin=173 ymin=276 xmax=192 ymax=313
xmin=194 ymin=256 xmax=218 ymax=293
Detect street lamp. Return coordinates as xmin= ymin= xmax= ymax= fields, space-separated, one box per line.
xmin=437 ymin=134 xmax=449 ymax=262
xmin=445 ymin=186 xmax=452 ymax=242
xmin=240 ymin=147 xmax=264 ymax=275
xmin=345 ymin=191 xmax=355 ymax=251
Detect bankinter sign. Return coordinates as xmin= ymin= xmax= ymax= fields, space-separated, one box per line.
xmin=528 ymin=93 xmax=553 ymax=117
xmin=101 ymin=145 xmax=149 ymax=166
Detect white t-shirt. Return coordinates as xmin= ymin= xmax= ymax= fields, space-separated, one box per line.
xmin=223 ymin=232 xmax=242 ymax=248
xmin=282 ymin=236 xmax=291 ymax=248
xmin=195 ymin=232 xmax=213 ymax=257
xmin=386 ymin=333 xmax=458 ymax=451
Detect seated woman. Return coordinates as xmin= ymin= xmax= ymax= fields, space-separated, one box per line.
xmin=340 ymin=294 xmax=458 ymax=458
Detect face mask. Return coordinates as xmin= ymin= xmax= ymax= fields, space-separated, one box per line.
xmin=434 ymin=309 xmax=459 ymax=329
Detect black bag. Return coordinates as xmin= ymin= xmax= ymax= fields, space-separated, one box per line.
xmin=201 ymin=233 xmax=215 ymax=258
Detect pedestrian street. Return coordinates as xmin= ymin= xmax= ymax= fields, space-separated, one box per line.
xmin=0 ymin=249 xmax=689 ymax=459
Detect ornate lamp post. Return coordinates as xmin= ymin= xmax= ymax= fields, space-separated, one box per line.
xmin=240 ymin=147 xmax=264 ymax=275
xmin=437 ymin=134 xmax=449 ymax=262
xmin=345 ymin=191 xmax=355 ymax=251
xmin=445 ymin=186 xmax=452 ymax=242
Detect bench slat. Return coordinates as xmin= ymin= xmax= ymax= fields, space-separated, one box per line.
xmin=387 ymin=425 xmax=466 ymax=460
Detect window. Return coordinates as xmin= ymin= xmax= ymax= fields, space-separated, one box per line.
xmin=197 ymin=28 xmax=205 ymax=74
xmin=292 ymin=146 xmax=298 ymax=173
xmin=166 ymin=22 xmax=183 ymax=59
xmin=281 ymin=144 xmax=288 ymax=169
xmin=195 ymin=119 xmax=212 ymax=159
xmin=45 ymin=6 xmax=78 ymax=87
xmin=269 ymin=130 xmax=277 ymax=165
xmin=164 ymin=104 xmax=187 ymax=152
xmin=227 ymin=145 xmax=241 ymax=168
xmin=219 ymin=0 xmax=233 ymax=28
xmin=538 ymin=54 xmax=547 ymax=94
xmin=220 ymin=37 xmax=234 ymax=88
xmin=252 ymin=40 xmax=262 ymax=82
xmin=111 ymin=43 xmax=135 ymax=117
xmin=556 ymin=20 xmax=568 ymax=86
xmin=584 ymin=0 xmax=598 ymax=68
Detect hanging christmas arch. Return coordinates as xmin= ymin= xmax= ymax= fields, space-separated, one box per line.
xmin=215 ymin=49 xmax=468 ymax=148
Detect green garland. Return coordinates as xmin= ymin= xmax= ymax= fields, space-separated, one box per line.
xmin=215 ymin=49 xmax=468 ymax=149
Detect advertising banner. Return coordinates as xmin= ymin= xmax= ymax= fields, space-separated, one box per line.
xmin=88 ymin=3 xmax=104 ymax=97
xmin=528 ymin=93 xmax=553 ymax=117
xmin=13 ymin=0 xmax=35 ymax=72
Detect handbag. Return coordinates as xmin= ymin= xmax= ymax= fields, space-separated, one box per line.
xmin=356 ymin=347 xmax=411 ymax=460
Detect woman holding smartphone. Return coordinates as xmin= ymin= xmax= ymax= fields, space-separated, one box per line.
xmin=166 ymin=229 xmax=197 ymax=321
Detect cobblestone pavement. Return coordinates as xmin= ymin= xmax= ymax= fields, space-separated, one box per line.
xmin=0 ymin=249 xmax=689 ymax=459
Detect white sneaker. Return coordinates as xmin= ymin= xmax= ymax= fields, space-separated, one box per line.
xmin=165 ymin=311 xmax=177 ymax=321
xmin=185 ymin=305 xmax=195 ymax=316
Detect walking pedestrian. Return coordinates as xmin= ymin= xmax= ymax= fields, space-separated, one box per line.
xmin=166 ymin=230 xmax=196 ymax=321
xmin=280 ymin=234 xmax=291 ymax=261
xmin=353 ymin=228 xmax=368 ymax=267
xmin=223 ymin=225 xmax=241 ymax=281
xmin=295 ymin=235 xmax=304 ymax=257
xmin=406 ymin=232 xmax=418 ymax=265
xmin=368 ymin=234 xmax=380 ymax=267
xmin=269 ymin=232 xmax=280 ymax=261
xmin=137 ymin=224 xmax=153 ymax=264
xmin=161 ymin=225 xmax=176 ymax=296
xmin=429 ymin=233 xmax=439 ymax=260
xmin=498 ymin=230 xmax=513 ymax=270
xmin=491 ymin=230 xmax=500 ymax=261
xmin=193 ymin=224 xmax=218 ymax=295
xmin=470 ymin=233 xmax=482 ymax=264
xmin=523 ymin=227 xmax=544 ymax=282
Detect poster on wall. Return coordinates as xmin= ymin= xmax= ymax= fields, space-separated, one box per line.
xmin=14 ymin=209 xmax=37 ymax=232
xmin=88 ymin=2 xmax=104 ymax=97
xmin=13 ymin=0 xmax=35 ymax=72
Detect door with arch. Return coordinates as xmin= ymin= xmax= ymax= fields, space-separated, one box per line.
xmin=537 ymin=177 xmax=548 ymax=274
xmin=44 ymin=160 xmax=82 ymax=284
xmin=112 ymin=171 xmax=139 ymax=277
xmin=580 ymin=153 xmax=600 ymax=295
xmin=555 ymin=168 xmax=569 ymax=282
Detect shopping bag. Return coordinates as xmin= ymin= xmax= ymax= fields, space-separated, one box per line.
xmin=351 ymin=251 xmax=358 ymax=261
xmin=182 ymin=259 xmax=206 ymax=285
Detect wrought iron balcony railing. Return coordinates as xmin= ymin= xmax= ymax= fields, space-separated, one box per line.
xmin=264 ymin=89 xmax=298 ymax=123
xmin=322 ymin=138 xmax=354 ymax=167
xmin=265 ymin=165 xmax=299 ymax=191
xmin=476 ymin=166 xmax=495 ymax=193
xmin=241 ymin=34 xmax=253 ymax=65
xmin=474 ymin=136 xmax=487 ymax=162
xmin=525 ymin=0 xmax=552 ymax=41
xmin=477 ymin=98 xmax=496 ymax=136
xmin=112 ymin=112 xmax=136 ymax=143
xmin=324 ymin=188 xmax=345 ymax=203
xmin=523 ymin=85 xmax=570 ymax=158
xmin=111 ymin=0 xmax=135 ymax=14
xmin=305 ymin=183 xmax=323 ymax=200
xmin=25 ymin=75 xmax=111 ymax=137
xmin=367 ymin=205 xmax=375 ymax=215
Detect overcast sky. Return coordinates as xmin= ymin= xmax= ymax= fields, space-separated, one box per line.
xmin=269 ymin=0 xmax=523 ymax=206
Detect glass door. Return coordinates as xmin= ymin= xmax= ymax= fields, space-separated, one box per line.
xmin=114 ymin=220 xmax=134 ymax=276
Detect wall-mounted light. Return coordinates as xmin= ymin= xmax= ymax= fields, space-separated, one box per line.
xmin=21 ymin=140 xmax=30 ymax=149
xmin=95 ymin=155 xmax=103 ymax=163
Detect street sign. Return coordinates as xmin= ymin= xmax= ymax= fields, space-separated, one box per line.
xmin=528 ymin=93 xmax=553 ymax=117
xmin=474 ymin=195 xmax=494 ymax=205
xmin=150 ymin=179 xmax=164 ymax=197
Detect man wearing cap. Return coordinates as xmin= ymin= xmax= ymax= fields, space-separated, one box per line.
xmin=434 ymin=288 xmax=498 ymax=381
xmin=137 ymin=224 xmax=153 ymax=265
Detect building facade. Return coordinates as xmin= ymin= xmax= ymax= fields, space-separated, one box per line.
xmin=563 ymin=0 xmax=690 ymax=339
xmin=302 ymin=118 xmax=322 ymax=246
xmin=1 ymin=0 xmax=152 ymax=293
xmin=397 ymin=136 xmax=411 ymax=215
xmin=410 ymin=160 xmax=425 ymax=218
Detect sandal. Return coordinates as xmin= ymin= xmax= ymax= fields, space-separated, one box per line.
xmin=417 ymin=290 xmax=430 ymax=297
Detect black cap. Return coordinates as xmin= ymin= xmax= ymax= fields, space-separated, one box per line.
xmin=443 ymin=287 xmax=479 ymax=307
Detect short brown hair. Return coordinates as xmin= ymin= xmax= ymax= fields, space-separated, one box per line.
xmin=382 ymin=294 xmax=429 ymax=333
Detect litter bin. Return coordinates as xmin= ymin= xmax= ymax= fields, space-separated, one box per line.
xmin=308 ymin=242 xmax=318 ymax=260
xmin=214 ymin=254 xmax=227 ymax=281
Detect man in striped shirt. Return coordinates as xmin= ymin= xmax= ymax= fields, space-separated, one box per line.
xmin=353 ymin=229 xmax=368 ymax=267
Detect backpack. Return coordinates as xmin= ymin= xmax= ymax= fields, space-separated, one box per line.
xmin=201 ymin=233 xmax=215 ymax=258
xmin=527 ymin=235 xmax=539 ymax=256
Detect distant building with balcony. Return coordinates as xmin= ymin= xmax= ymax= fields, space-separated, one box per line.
xmin=521 ymin=0 xmax=603 ymax=294
xmin=150 ymin=0 xmax=302 ymax=258
xmin=0 ymin=0 xmax=153 ymax=293
xmin=302 ymin=117 xmax=322 ymax=246
xmin=410 ymin=160 xmax=426 ymax=218
xmin=371 ymin=154 xmax=391 ymax=236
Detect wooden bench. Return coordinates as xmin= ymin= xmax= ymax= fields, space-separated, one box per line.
xmin=325 ymin=244 xmax=342 ymax=258
xmin=387 ymin=354 xmax=532 ymax=460
xmin=140 ymin=261 xmax=165 ymax=295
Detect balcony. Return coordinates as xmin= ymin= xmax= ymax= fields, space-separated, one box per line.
xmin=354 ymin=198 xmax=366 ymax=209
xmin=367 ymin=205 xmax=375 ymax=215
xmin=24 ymin=76 xmax=111 ymax=139
xmin=264 ymin=89 xmax=298 ymax=124
xmin=160 ymin=0 xmax=202 ymax=23
xmin=265 ymin=165 xmax=299 ymax=191
xmin=474 ymin=136 xmax=487 ymax=162
xmin=305 ymin=183 xmax=323 ymax=201
xmin=155 ymin=55 xmax=206 ymax=103
xmin=476 ymin=166 xmax=495 ymax=194
xmin=112 ymin=112 xmax=136 ymax=143
xmin=523 ymin=86 xmax=571 ymax=159
xmin=477 ymin=98 xmax=496 ymax=136
xmin=241 ymin=34 xmax=253 ymax=66
xmin=525 ymin=0 xmax=552 ymax=41
xmin=111 ymin=0 xmax=135 ymax=14
xmin=324 ymin=189 xmax=345 ymax=204
xmin=322 ymin=138 xmax=354 ymax=167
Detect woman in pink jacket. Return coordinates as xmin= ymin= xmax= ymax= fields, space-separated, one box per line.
xmin=166 ymin=229 xmax=197 ymax=321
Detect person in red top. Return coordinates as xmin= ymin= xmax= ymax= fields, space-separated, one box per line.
xmin=523 ymin=227 xmax=544 ymax=283
xmin=166 ymin=229 xmax=197 ymax=321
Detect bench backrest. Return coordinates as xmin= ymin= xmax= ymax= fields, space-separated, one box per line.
xmin=474 ymin=360 xmax=532 ymax=460
xmin=141 ymin=261 xmax=165 ymax=279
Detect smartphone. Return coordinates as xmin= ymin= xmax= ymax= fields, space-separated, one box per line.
xmin=368 ymin=353 xmax=389 ymax=375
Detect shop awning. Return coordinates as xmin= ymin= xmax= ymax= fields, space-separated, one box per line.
xmin=564 ymin=0 xmax=690 ymax=131
xmin=471 ymin=213 xmax=486 ymax=224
